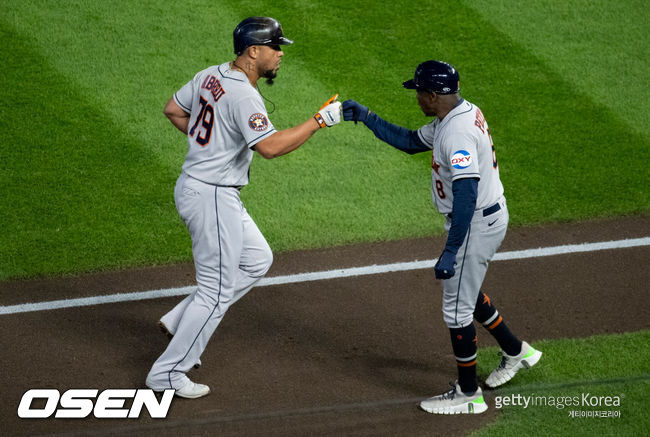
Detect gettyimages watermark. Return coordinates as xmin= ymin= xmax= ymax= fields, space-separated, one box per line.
xmin=494 ymin=393 xmax=623 ymax=418
xmin=17 ymin=389 xmax=175 ymax=419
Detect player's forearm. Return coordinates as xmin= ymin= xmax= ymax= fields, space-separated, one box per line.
xmin=254 ymin=117 xmax=320 ymax=159
xmin=364 ymin=112 xmax=430 ymax=154
xmin=445 ymin=178 xmax=479 ymax=254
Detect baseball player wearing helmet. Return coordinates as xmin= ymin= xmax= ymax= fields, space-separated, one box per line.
xmin=146 ymin=16 xmax=342 ymax=399
xmin=342 ymin=61 xmax=541 ymax=414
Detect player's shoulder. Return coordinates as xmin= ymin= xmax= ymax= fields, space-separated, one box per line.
xmin=449 ymin=99 xmax=476 ymax=121
xmin=442 ymin=100 xmax=480 ymax=132
xmin=212 ymin=62 xmax=241 ymax=82
xmin=192 ymin=63 xmax=246 ymax=85
xmin=416 ymin=117 xmax=438 ymax=142
xmin=438 ymin=100 xmax=480 ymax=143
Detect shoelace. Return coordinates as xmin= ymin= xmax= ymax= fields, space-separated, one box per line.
xmin=441 ymin=382 xmax=457 ymax=400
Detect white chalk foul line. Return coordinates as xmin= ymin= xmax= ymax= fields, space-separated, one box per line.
xmin=1 ymin=237 xmax=648 ymax=316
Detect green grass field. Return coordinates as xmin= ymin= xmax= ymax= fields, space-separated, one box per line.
xmin=474 ymin=330 xmax=650 ymax=437
xmin=1 ymin=0 xmax=648 ymax=279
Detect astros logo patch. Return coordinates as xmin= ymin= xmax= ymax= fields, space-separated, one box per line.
xmin=451 ymin=150 xmax=472 ymax=169
xmin=248 ymin=113 xmax=269 ymax=132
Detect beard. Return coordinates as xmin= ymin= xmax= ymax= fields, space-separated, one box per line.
xmin=264 ymin=69 xmax=277 ymax=85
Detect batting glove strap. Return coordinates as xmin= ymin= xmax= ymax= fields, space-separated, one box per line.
xmin=315 ymin=101 xmax=342 ymax=128
xmin=313 ymin=112 xmax=327 ymax=128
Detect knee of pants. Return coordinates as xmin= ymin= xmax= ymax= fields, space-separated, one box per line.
xmin=193 ymin=286 xmax=241 ymax=314
xmin=247 ymin=246 xmax=273 ymax=278
xmin=194 ymin=286 xmax=229 ymax=308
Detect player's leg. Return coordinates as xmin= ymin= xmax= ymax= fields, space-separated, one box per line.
xmin=441 ymin=230 xmax=490 ymax=395
xmin=147 ymin=182 xmax=243 ymax=396
xmin=472 ymin=205 xmax=541 ymax=388
xmin=157 ymin=290 xmax=203 ymax=370
xmin=421 ymin=222 xmax=489 ymax=414
xmin=475 ymin=289 xmax=542 ymax=388
xmin=473 ymin=290 xmax=521 ymax=356
xmin=229 ymin=205 xmax=273 ymax=306
xmin=155 ymin=198 xmax=271 ymax=378
xmin=421 ymin=207 xmax=510 ymax=414
xmin=471 ymin=205 xmax=520 ymax=353
xmin=156 ymin=204 xmax=270 ymax=376
xmin=157 ymin=175 xmax=201 ymax=336
xmin=159 ymin=290 xmax=198 ymax=336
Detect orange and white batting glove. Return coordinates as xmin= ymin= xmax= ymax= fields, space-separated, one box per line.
xmin=314 ymin=94 xmax=342 ymax=128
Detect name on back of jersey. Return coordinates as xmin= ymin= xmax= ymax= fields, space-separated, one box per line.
xmin=474 ymin=107 xmax=487 ymax=134
xmin=201 ymin=75 xmax=226 ymax=102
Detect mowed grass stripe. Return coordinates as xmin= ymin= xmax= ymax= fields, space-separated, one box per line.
xmin=466 ymin=0 xmax=650 ymax=139
xmin=0 ymin=22 xmax=190 ymax=278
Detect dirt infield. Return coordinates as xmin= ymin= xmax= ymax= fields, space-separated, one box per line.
xmin=1 ymin=215 xmax=649 ymax=436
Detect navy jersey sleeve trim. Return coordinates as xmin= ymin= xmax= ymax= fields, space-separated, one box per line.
xmin=173 ymin=93 xmax=191 ymax=114
xmin=445 ymin=178 xmax=478 ymax=255
xmin=417 ymin=128 xmax=430 ymax=147
xmin=247 ymin=128 xmax=276 ymax=148
xmin=451 ymin=173 xmax=481 ymax=181
xmin=363 ymin=112 xmax=430 ymax=154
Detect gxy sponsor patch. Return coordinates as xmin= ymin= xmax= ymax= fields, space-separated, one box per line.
xmin=451 ymin=149 xmax=472 ymax=169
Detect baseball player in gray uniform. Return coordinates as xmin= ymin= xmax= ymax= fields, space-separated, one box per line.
xmin=342 ymin=61 xmax=541 ymax=414
xmin=146 ymin=17 xmax=342 ymax=399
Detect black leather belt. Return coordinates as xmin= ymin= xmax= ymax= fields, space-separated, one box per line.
xmin=482 ymin=202 xmax=501 ymax=217
xmin=446 ymin=202 xmax=502 ymax=220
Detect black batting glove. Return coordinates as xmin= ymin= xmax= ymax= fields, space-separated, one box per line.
xmin=342 ymin=100 xmax=370 ymax=124
xmin=434 ymin=249 xmax=457 ymax=280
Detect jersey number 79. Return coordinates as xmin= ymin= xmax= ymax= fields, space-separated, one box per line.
xmin=189 ymin=96 xmax=214 ymax=146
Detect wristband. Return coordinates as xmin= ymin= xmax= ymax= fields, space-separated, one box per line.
xmin=313 ymin=112 xmax=326 ymax=128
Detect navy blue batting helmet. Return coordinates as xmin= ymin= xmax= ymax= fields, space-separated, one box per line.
xmin=233 ymin=17 xmax=293 ymax=56
xmin=402 ymin=60 xmax=460 ymax=94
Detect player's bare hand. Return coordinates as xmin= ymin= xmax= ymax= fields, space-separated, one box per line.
xmin=342 ymin=100 xmax=369 ymax=124
xmin=434 ymin=249 xmax=456 ymax=279
xmin=314 ymin=94 xmax=342 ymax=128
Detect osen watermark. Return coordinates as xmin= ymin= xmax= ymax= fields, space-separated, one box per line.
xmin=18 ymin=389 xmax=174 ymax=419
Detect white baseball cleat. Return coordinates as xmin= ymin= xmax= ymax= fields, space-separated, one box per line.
xmin=420 ymin=382 xmax=488 ymax=414
xmin=174 ymin=379 xmax=211 ymax=399
xmin=485 ymin=341 xmax=542 ymax=388
xmin=146 ymin=376 xmax=210 ymax=399
xmin=158 ymin=320 xmax=202 ymax=369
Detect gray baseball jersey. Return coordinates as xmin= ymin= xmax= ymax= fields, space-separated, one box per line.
xmin=173 ymin=62 xmax=276 ymax=186
xmin=416 ymin=99 xmax=504 ymax=214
